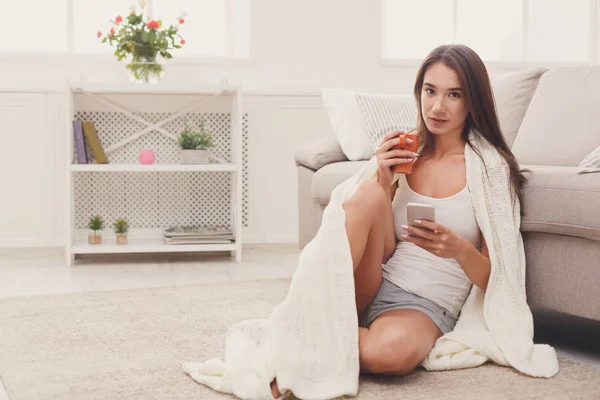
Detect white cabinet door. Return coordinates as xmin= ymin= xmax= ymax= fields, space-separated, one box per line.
xmin=0 ymin=93 xmax=57 ymax=248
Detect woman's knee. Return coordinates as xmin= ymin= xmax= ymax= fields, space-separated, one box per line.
xmin=343 ymin=180 xmax=388 ymax=216
xmin=359 ymin=329 xmax=420 ymax=375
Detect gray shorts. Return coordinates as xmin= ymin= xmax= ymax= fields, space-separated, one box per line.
xmin=359 ymin=278 xmax=457 ymax=334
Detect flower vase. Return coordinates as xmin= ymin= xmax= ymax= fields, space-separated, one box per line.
xmin=126 ymin=55 xmax=165 ymax=84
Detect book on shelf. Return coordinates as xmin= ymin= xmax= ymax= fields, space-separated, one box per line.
xmin=81 ymin=121 xmax=108 ymax=164
xmin=73 ymin=120 xmax=88 ymax=164
xmin=163 ymin=225 xmax=235 ymax=245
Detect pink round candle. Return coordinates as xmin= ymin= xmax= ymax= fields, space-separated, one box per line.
xmin=139 ymin=149 xmax=155 ymax=164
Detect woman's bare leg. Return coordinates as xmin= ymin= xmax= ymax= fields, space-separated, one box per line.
xmin=359 ymin=309 xmax=442 ymax=375
xmin=270 ymin=379 xmax=281 ymax=398
xmin=343 ymin=179 xmax=395 ymax=317
xmin=272 ymin=310 xmax=441 ymax=397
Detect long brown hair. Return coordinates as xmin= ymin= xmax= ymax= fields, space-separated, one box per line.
xmin=413 ymin=44 xmax=527 ymax=210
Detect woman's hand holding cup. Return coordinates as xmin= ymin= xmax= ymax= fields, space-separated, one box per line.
xmin=375 ymin=130 xmax=419 ymax=189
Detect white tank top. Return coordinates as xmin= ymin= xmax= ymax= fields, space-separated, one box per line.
xmin=383 ymin=174 xmax=481 ymax=318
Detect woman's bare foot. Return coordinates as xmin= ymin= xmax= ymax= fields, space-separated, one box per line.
xmin=270 ymin=378 xmax=282 ymax=398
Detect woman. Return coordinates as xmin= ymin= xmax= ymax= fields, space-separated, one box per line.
xmin=271 ymin=43 xmax=526 ymax=397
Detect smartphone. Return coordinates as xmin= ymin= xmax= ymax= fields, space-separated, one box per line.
xmin=406 ymin=203 xmax=435 ymax=237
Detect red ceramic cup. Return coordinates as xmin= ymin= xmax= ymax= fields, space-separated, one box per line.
xmin=391 ymin=133 xmax=419 ymax=174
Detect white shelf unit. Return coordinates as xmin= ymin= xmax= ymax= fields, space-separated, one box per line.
xmin=64 ymin=81 xmax=244 ymax=266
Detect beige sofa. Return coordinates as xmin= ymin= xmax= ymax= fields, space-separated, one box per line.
xmin=295 ymin=66 xmax=600 ymax=322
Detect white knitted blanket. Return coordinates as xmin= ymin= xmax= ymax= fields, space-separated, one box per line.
xmin=182 ymin=133 xmax=559 ymax=399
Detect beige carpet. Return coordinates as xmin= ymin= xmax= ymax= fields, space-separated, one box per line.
xmin=0 ymin=279 xmax=599 ymax=400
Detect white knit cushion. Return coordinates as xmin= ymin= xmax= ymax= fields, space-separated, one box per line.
xmin=355 ymin=93 xmax=417 ymax=151
xmin=578 ymin=145 xmax=600 ymax=173
xmin=322 ymin=89 xmax=417 ymax=160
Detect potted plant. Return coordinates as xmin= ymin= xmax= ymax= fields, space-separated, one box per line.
xmin=113 ymin=218 xmax=129 ymax=245
xmin=97 ymin=0 xmax=187 ymax=84
xmin=177 ymin=120 xmax=216 ymax=164
xmin=88 ymin=215 xmax=104 ymax=245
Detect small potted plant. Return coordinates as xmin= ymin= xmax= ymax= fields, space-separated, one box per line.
xmin=113 ymin=218 xmax=129 ymax=245
xmin=177 ymin=120 xmax=216 ymax=164
xmin=88 ymin=215 xmax=104 ymax=245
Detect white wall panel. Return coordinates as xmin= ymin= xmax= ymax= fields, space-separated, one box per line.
xmin=262 ymin=96 xmax=334 ymax=243
xmin=0 ymin=94 xmax=53 ymax=247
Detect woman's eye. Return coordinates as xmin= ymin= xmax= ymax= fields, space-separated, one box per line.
xmin=449 ymin=92 xmax=461 ymax=98
xmin=425 ymin=88 xmax=435 ymax=95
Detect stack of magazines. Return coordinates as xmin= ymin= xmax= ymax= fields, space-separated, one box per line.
xmin=163 ymin=225 xmax=235 ymax=245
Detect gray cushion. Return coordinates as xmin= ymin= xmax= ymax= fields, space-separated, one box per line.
xmin=489 ymin=67 xmax=548 ymax=148
xmin=312 ymin=161 xmax=368 ymax=204
xmin=521 ymin=165 xmax=600 ymax=241
xmin=294 ymin=135 xmax=348 ymax=171
xmin=512 ymin=66 xmax=600 ymax=166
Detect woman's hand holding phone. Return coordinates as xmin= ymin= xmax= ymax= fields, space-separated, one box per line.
xmin=401 ymin=220 xmax=469 ymax=260
xmin=374 ymin=130 xmax=419 ymax=189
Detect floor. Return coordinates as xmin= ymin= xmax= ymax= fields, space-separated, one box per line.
xmin=0 ymin=244 xmax=599 ymax=399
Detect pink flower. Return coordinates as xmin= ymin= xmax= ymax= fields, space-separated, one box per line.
xmin=97 ymin=31 xmax=102 ymax=38
xmin=110 ymin=27 xmax=115 ymax=34
xmin=147 ymin=20 xmax=159 ymax=29
xmin=115 ymin=15 xmax=123 ymax=24
xmin=180 ymin=39 xmax=185 ymax=45
xmin=179 ymin=18 xmax=185 ymax=24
